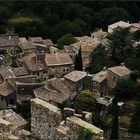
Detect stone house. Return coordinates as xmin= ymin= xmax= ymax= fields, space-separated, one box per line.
xmin=28 ymin=36 xmax=43 ymax=44
xmin=0 ymin=34 xmax=19 ymax=54
xmin=18 ymin=37 xmax=36 ymax=55
xmin=63 ymin=45 xmax=76 ymax=61
xmin=108 ymin=21 xmax=131 ymax=33
xmin=64 ymin=70 xmax=87 ymax=92
xmin=45 ymin=53 xmax=74 ymax=78
xmin=18 ymin=53 xmax=47 ymax=79
xmin=0 ymin=82 xmax=16 ymax=109
xmin=107 ymin=64 xmax=131 ymax=91
xmin=31 ymin=98 xmax=104 ymax=140
xmin=11 ymin=67 xmax=28 ymax=77
xmin=0 ymin=109 xmax=27 ymax=139
xmin=91 ymin=29 xmax=108 ymax=42
xmin=131 ymin=22 xmax=140 ymax=32
xmin=92 ymin=68 xmax=107 ymax=97
xmin=72 ymin=36 xmax=100 ymax=67
xmin=0 ymin=66 xmax=15 ymax=83
xmin=6 ymin=75 xmax=43 ymax=104
xmin=34 ymin=84 xmax=72 ymax=107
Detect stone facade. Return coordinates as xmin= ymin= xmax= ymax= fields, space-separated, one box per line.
xmin=47 ymin=64 xmax=74 ymax=78
xmin=31 ymin=98 xmax=104 ymax=140
xmin=107 ymin=67 xmax=130 ymax=90
xmin=31 ymin=98 xmax=62 ymax=139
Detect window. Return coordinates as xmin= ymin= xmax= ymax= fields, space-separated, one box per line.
xmin=1 ymin=96 xmax=4 ymax=101
xmin=63 ymin=68 xmax=69 ymax=73
xmin=113 ymin=77 xmax=116 ymax=81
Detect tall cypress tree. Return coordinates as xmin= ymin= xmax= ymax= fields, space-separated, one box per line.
xmin=74 ymin=46 xmax=83 ymax=71
xmin=110 ymin=97 xmax=119 ymax=139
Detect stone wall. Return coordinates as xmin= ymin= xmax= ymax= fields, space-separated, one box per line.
xmin=31 ymin=98 xmax=103 ymax=140
xmin=31 ymin=98 xmax=62 ymax=140
xmin=47 ymin=64 xmax=74 ymax=78
xmin=107 ymin=70 xmax=130 ymax=91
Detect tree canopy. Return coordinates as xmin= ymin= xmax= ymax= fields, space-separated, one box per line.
xmin=0 ymin=1 xmax=140 ymax=42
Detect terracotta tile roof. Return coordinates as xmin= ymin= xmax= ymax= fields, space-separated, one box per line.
xmin=45 ymin=53 xmax=73 ymax=66
xmin=131 ymin=23 xmax=140 ymax=29
xmin=43 ymin=39 xmax=54 ymax=46
xmin=91 ymin=30 xmax=107 ymax=37
xmin=19 ymin=54 xmax=46 ymax=71
xmin=108 ymin=21 xmax=131 ymax=29
xmin=0 ymin=82 xmax=15 ymax=96
xmin=0 ymin=35 xmax=19 ymax=47
xmin=108 ymin=66 xmax=131 ymax=76
xmin=34 ymin=86 xmax=70 ymax=104
xmin=29 ymin=37 xmax=43 ymax=44
xmin=92 ymin=70 xmax=107 ymax=83
xmin=18 ymin=37 xmax=35 ymax=50
xmin=11 ymin=67 xmax=28 ymax=77
xmin=0 ymin=109 xmax=27 ymax=129
xmin=0 ymin=66 xmax=15 ymax=79
xmin=64 ymin=70 xmax=87 ymax=82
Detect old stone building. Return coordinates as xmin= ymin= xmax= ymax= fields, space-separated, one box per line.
xmin=91 ymin=29 xmax=108 ymax=42
xmin=0 ymin=109 xmax=27 ymax=139
xmin=107 ymin=64 xmax=131 ymax=91
xmin=18 ymin=37 xmax=36 ymax=55
xmin=131 ymin=22 xmax=140 ymax=32
xmin=18 ymin=53 xmax=47 ymax=79
xmin=92 ymin=68 xmax=107 ymax=97
xmin=108 ymin=21 xmax=131 ymax=33
xmin=0 ymin=82 xmax=16 ymax=109
xmin=45 ymin=53 xmax=74 ymax=78
xmin=0 ymin=34 xmax=19 ymax=54
xmin=64 ymin=70 xmax=87 ymax=92
xmin=31 ymin=98 xmax=104 ymax=140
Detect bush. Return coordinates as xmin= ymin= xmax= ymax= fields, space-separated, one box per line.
xmin=57 ymin=33 xmax=76 ymax=50
xmin=74 ymin=90 xmax=97 ymax=113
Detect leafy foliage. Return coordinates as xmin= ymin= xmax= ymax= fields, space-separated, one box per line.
xmin=129 ymin=104 xmax=140 ymax=134
xmin=57 ymin=34 xmax=76 ymax=50
xmin=74 ymin=90 xmax=97 ymax=113
xmin=77 ymin=128 xmax=93 ymax=140
xmin=0 ymin=1 xmax=139 ymax=41
xmin=112 ymin=79 xmax=136 ymax=101
xmin=107 ymin=27 xmax=134 ymax=62
xmin=74 ymin=47 xmax=83 ymax=71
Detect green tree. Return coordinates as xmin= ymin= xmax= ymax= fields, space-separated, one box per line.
xmin=108 ymin=27 xmax=134 ymax=62
xmin=77 ymin=128 xmax=93 ymax=140
xmin=132 ymin=30 xmax=140 ymax=41
xmin=8 ymin=17 xmax=48 ymax=38
xmin=100 ymin=7 xmax=130 ymax=29
xmin=90 ymin=43 xmax=107 ymax=63
xmin=112 ymin=79 xmax=136 ymax=101
xmin=129 ymin=104 xmax=140 ymax=134
xmin=130 ymin=70 xmax=140 ymax=82
xmin=110 ymin=97 xmax=119 ymax=139
xmin=74 ymin=90 xmax=97 ymax=113
xmin=74 ymin=47 xmax=83 ymax=71
xmin=57 ymin=34 xmax=76 ymax=50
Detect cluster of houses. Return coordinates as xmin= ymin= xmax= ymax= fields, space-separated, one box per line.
xmin=0 ymin=21 xmax=139 ymax=139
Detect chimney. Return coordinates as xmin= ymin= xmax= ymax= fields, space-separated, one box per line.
xmin=9 ymin=36 xmax=11 ymax=40
xmin=103 ymin=67 xmax=107 ymax=71
xmin=121 ymin=63 xmax=125 ymax=67
xmin=127 ymin=21 xmax=130 ymax=24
